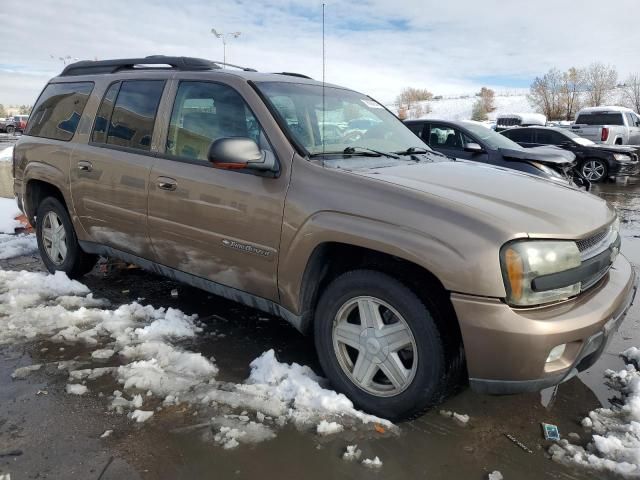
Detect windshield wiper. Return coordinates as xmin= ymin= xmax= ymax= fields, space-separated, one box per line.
xmin=309 ymin=146 xmax=400 ymax=159
xmin=394 ymin=146 xmax=431 ymax=155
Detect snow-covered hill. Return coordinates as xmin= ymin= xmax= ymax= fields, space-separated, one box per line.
xmin=394 ymin=92 xmax=535 ymax=122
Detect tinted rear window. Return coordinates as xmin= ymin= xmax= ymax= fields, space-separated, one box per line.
xmin=503 ymin=129 xmax=533 ymax=143
xmin=25 ymin=82 xmax=94 ymax=140
xmin=575 ymin=113 xmax=624 ymax=126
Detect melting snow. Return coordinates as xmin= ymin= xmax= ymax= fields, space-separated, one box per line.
xmin=488 ymin=471 xmax=503 ymax=480
xmin=0 ymin=268 xmax=395 ymax=446
xmin=549 ymin=347 xmax=640 ymax=476
xmin=342 ymin=445 xmax=362 ymax=461
xmin=362 ymin=456 xmax=383 ymax=468
xmin=0 ymin=197 xmax=20 ymax=234
xmin=0 ymin=234 xmax=37 ymax=259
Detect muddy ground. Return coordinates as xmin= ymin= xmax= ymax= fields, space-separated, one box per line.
xmin=1 ymin=178 xmax=639 ymax=480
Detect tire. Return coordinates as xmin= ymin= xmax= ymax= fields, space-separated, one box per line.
xmin=6 ymin=125 xmax=14 ymax=135
xmin=314 ymin=269 xmax=450 ymax=421
xmin=36 ymin=196 xmax=96 ymax=278
xmin=580 ymin=159 xmax=608 ymax=183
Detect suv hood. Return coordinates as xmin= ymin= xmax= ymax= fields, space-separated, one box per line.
xmin=357 ymin=160 xmax=613 ymax=237
xmin=499 ymin=146 xmax=576 ymax=166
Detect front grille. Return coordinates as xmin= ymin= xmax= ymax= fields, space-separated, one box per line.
xmin=576 ymin=229 xmax=608 ymax=253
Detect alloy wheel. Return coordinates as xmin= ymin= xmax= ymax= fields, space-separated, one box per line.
xmin=332 ymin=296 xmax=418 ymax=397
xmin=42 ymin=211 xmax=68 ymax=265
xmin=581 ymin=160 xmax=606 ymax=182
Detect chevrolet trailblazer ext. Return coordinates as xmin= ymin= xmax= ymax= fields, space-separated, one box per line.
xmin=13 ymin=57 xmax=637 ymax=420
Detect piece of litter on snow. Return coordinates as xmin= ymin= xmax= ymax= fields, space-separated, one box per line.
xmin=374 ymin=423 xmax=385 ymax=433
xmin=317 ymin=420 xmax=344 ymax=435
xmin=542 ymin=423 xmax=560 ymax=441
xmin=488 ymin=471 xmax=503 ymax=480
xmin=130 ymin=410 xmax=154 ymax=423
xmin=504 ymin=433 xmax=533 ymax=453
xmin=362 ymin=456 xmax=383 ymax=468
xmin=342 ymin=445 xmax=362 ymax=461
xmin=66 ymin=384 xmax=88 ymax=395
xmin=100 ymin=429 xmax=113 ymax=438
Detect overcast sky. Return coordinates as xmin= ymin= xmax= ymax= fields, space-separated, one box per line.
xmin=1 ymin=0 xmax=639 ymax=105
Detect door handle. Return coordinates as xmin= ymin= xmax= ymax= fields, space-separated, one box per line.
xmin=77 ymin=161 xmax=93 ymax=172
xmin=157 ymin=177 xmax=177 ymax=191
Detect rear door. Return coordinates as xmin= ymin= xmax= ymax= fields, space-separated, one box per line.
xmin=146 ymin=79 xmax=288 ymax=301
xmin=70 ymin=79 xmax=166 ymax=259
xmin=502 ymin=128 xmax=535 ymax=147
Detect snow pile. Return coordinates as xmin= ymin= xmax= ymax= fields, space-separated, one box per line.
xmin=0 ymin=197 xmax=21 ymax=234
xmin=342 ymin=445 xmax=362 ymax=461
xmin=0 ymin=146 xmax=13 ymax=163
xmin=0 ymin=234 xmax=37 ymax=259
xmin=1 ymin=268 xmax=395 ymax=440
xmin=549 ymin=347 xmax=640 ymax=477
xmin=362 ymin=456 xmax=383 ymax=468
xmin=488 ymin=471 xmax=503 ymax=480
xmin=317 ymin=420 xmax=344 ymax=435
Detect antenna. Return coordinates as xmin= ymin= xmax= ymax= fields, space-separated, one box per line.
xmin=322 ymin=3 xmax=326 ymax=158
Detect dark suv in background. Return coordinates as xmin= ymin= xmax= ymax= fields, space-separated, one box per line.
xmin=501 ymin=126 xmax=640 ymax=183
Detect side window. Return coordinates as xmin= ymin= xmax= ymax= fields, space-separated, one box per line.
xmin=98 ymin=80 xmax=165 ymax=151
xmin=504 ymin=129 xmax=531 ymax=143
xmin=25 ymin=82 xmax=94 ymax=141
xmin=626 ymin=112 xmax=636 ymax=127
xmin=166 ymin=81 xmax=265 ymax=162
xmin=535 ymin=129 xmax=564 ymax=145
xmin=428 ymin=125 xmax=464 ymax=149
xmin=406 ymin=123 xmax=424 ymax=138
xmin=91 ymin=82 xmax=120 ymax=144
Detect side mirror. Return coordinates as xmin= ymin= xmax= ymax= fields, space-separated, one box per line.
xmin=463 ymin=142 xmax=484 ymax=153
xmin=208 ymin=137 xmax=276 ymax=171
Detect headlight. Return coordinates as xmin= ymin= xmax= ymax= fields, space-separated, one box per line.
xmin=500 ymin=240 xmax=581 ymax=307
xmin=613 ymin=153 xmax=632 ymax=162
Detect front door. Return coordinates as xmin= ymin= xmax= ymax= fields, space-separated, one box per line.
xmin=147 ymin=80 xmax=287 ymax=301
xmin=428 ymin=123 xmax=489 ymax=163
xmin=70 ymin=79 xmax=166 ymax=259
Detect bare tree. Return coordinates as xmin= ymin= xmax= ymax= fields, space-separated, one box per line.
xmin=621 ymin=74 xmax=640 ymax=113
xmin=478 ymin=87 xmax=496 ymax=113
xmin=471 ymin=99 xmax=488 ymax=121
xmin=584 ymin=63 xmax=617 ymax=107
xmin=560 ymin=67 xmax=584 ymax=120
xmin=396 ymin=87 xmax=433 ymax=111
xmin=528 ymin=69 xmax=564 ymax=120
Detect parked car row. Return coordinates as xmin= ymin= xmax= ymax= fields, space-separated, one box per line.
xmin=0 ymin=115 xmax=29 ymax=134
xmin=12 ymin=56 xmax=637 ymax=420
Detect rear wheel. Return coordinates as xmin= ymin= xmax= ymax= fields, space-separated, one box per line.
xmin=36 ymin=196 xmax=96 ymax=278
xmin=5 ymin=125 xmax=14 ymax=135
xmin=314 ymin=269 xmax=452 ymax=421
xmin=581 ymin=159 xmax=608 ymax=183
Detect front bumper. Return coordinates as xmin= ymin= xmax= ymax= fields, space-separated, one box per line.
xmin=452 ymin=254 xmax=637 ymax=394
xmin=610 ymin=161 xmax=640 ymax=178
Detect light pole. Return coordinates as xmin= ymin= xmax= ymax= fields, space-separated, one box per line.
xmin=210 ymin=28 xmax=241 ymax=66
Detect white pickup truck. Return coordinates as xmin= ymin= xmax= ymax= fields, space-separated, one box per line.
xmin=565 ymin=106 xmax=640 ymax=145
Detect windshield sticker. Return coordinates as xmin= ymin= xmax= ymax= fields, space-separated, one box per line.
xmin=361 ymin=99 xmax=383 ymax=109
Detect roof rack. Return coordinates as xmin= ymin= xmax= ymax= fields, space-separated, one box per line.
xmin=60 ymin=56 xmax=219 ymax=76
xmin=211 ymin=61 xmax=257 ymax=72
xmin=274 ymin=72 xmax=313 ymax=80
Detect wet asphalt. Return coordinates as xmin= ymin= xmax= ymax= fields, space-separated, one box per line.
xmin=1 ymin=178 xmax=639 ymax=480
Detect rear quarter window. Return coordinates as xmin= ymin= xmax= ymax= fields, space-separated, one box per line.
xmin=25 ymin=82 xmax=94 ymax=141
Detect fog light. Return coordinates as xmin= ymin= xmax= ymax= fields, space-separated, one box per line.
xmin=546 ymin=344 xmax=566 ymax=363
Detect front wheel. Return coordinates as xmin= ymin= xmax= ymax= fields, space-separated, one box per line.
xmin=314 ymin=270 xmax=451 ymax=421
xmin=581 ymin=159 xmax=608 ymax=183
xmin=36 ymin=196 xmax=97 ymax=278
xmin=5 ymin=125 xmax=15 ymax=135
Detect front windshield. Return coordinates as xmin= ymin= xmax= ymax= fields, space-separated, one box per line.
xmin=256 ymin=82 xmax=430 ymax=156
xmin=460 ymin=121 xmax=524 ymax=150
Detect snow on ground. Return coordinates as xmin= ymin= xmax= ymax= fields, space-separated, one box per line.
xmin=549 ymin=347 xmax=640 ymax=477
xmin=0 ymin=267 xmax=394 ymax=444
xmin=0 ymin=197 xmax=21 ymax=233
xmin=488 ymin=471 xmax=503 ymax=480
xmin=362 ymin=456 xmax=383 ymax=468
xmin=0 ymin=145 xmax=12 ymax=163
xmin=0 ymin=234 xmax=37 ymax=259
